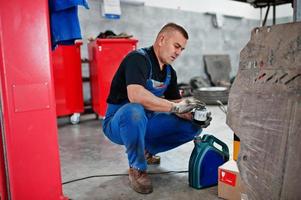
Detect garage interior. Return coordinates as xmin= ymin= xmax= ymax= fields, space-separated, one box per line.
xmin=0 ymin=0 xmax=300 ymax=200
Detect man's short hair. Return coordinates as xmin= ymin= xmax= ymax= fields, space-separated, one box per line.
xmin=157 ymin=23 xmax=189 ymax=40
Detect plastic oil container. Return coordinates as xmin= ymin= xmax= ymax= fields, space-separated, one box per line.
xmin=189 ymin=134 xmax=229 ymax=189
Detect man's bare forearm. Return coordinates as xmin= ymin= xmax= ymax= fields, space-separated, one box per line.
xmin=127 ymin=84 xmax=176 ymax=112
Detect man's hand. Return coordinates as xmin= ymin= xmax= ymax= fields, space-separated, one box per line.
xmin=170 ymin=98 xmax=199 ymax=114
xmin=199 ymin=115 xmax=212 ymax=128
xmin=175 ymin=112 xmax=193 ymax=121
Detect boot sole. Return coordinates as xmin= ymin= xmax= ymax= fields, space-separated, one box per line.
xmin=129 ymin=179 xmax=153 ymax=194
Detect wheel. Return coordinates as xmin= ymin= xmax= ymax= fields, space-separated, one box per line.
xmin=70 ymin=113 xmax=80 ymax=124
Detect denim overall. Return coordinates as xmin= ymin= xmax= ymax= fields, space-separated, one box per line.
xmin=102 ymin=48 xmax=201 ymax=171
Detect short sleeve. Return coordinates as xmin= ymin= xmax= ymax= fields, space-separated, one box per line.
xmin=124 ymin=53 xmax=149 ymax=87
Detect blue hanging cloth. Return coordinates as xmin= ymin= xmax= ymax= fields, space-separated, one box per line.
xmin=49 ymin=0 xmax=89 ymax=50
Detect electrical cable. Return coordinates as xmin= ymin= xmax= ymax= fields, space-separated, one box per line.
xmin=62 ymin=170 xmax=188 ymax=185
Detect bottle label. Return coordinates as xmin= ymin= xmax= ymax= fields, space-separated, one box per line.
xmin=194 ymin=109 xmax=207 ymax=121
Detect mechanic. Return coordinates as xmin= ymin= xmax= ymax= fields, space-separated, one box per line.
xmin=102 ymin=22 xmax=211 ymax=194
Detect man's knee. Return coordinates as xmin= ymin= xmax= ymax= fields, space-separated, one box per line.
xmin=122 ymin=103 xmax=147 ymax=124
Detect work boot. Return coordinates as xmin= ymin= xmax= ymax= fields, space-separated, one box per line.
xmin=128 ymin=168 xmax=153 ymax=194
xmin=145 ymin=151 xmax=161 ymax=165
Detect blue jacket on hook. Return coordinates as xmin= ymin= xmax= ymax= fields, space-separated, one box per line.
xmin=49 ymin=0 xmax=89 ymax=49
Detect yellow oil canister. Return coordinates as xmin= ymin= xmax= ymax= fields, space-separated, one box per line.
xmin=233 ymin=133 xmax=240 ymax=161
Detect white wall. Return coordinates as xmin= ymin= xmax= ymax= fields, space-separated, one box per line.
xmin=122 ymin=0 xmax=293 ymax=19
xmin=80 ymin=2 xmax=260 ymax=84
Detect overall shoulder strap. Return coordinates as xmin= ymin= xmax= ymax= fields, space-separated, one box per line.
xmin=136 ymin=48 xmax=152 ymax=78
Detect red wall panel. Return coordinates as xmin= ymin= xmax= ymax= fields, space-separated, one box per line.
xmin=0 ymin=0 xmax=67 ymax=199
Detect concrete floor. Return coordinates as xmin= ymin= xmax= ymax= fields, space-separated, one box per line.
xmin=58 ymin=105 xmax=233 ymax=200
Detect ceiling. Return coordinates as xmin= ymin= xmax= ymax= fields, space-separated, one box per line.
xmin=232 ymin=0 xmax=293 ymax=8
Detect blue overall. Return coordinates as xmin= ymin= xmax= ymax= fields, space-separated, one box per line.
xmin=102 ymin=49 xmax=201 ymax=171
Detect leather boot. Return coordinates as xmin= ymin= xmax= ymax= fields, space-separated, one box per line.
xmin=145 ymin=151 xmax=161 ymax=165
xmin=128 ymin=168 xmax=153 ymax=194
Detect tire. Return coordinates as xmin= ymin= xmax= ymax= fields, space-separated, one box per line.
xmin=178 ymin=83 xmax=192 ymax=97
xmin=193 ymin=87 xmax=229 ymax=105
xmin=189 ymin=76 xmax=211 ymax=89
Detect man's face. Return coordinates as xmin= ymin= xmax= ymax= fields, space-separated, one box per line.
xmin=158 ymin=31 xmax=187 ymax=65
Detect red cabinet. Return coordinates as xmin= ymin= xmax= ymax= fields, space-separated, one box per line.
xmin=88 ymin=39 xmax=138 ymax=116
xmin=52 ymin=42 xmax=84 ymax=124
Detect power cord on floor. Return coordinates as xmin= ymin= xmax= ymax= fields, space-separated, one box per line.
xmin=62 ymin=170 xmax=188 ymax=185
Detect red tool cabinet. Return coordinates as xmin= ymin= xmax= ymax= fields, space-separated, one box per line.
xmin=88 ymin=39 xmax=138 ymax=117
xmin=0 ymin=0 xmax=67 ymax=199
xmin=52 ymin=42 xmax=84 ymax=124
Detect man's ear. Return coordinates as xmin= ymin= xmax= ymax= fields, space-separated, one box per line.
xmin=158 ymin=34 xmax=165 ymax=47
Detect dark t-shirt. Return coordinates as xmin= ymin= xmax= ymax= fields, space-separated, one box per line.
xmin=107 ymin=46 xmax=181 ymax=104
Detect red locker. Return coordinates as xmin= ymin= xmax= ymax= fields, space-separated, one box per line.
xmin=52 ymin=42 xmax=84 ymax=123
xmin=88 ymin=39 xmax=138 ymax=116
